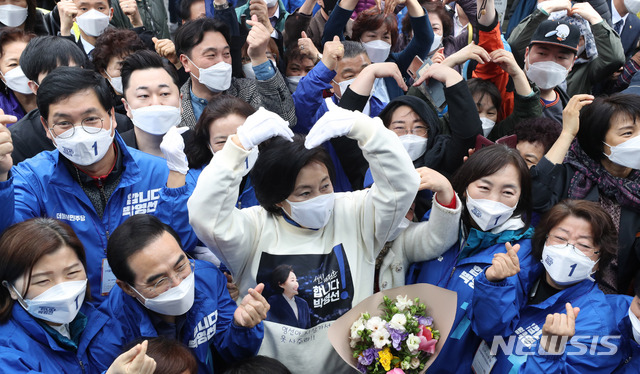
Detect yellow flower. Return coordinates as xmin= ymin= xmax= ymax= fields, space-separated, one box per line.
xmin=379 ymin=347 xmax=392 ymax=371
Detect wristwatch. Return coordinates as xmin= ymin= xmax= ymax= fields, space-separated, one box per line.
xmin=214 ymin=1 xmax=229 ymax=10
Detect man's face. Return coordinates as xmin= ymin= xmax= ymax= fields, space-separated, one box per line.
xmin=120 ymin=231 xmax=192 ymax=300
xmin=187 ymin=0 xmax=206 ymax=21
xmin=123 ymin=67 xmax=181 ymax=114
xmin=331 ymin=53 xmax=370 ymax=96
xmin=525 ymin=44 xmax=576 ymax=71
xmin=42 ymin=88 xmax=116 ymax=143
xmin=181 ymin=31 xmax=231 ymax=77
xmin=74 ymin=0 xmax=112 ymax=18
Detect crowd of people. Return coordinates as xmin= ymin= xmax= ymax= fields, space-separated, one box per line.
xmin=0 ymin=0 xmax=639 ymax=372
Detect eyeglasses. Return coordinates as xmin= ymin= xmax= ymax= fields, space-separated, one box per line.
xmin=546 ymin=234 xmax=600 ymax=257
xmin=136 ymin=258 xmax=195 ymax=296
xmin=391 ymin=126 xmax=428 ymax=137
xmin=49 ymin=116 xmax=105 ymax=139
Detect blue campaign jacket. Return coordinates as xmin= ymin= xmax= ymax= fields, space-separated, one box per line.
xmin=608 ymin=295 xmax=640 ymax=373
xmin=470 ymin=269 xmax=621 ymax=373
xmin=0 ymin=134 xmax=197 ymax=304
xmin=0 ymin=302 xmax=108 ymax=373
xmin=90 ymin=260 xmax=264 ymax=374
xmin=405 ymin=228 xmax=535 ymax=373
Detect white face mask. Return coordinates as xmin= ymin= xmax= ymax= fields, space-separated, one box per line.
xmin=286 ymin=75 xmax=303 ymax=93
xmin=0 ymin=67 xmax=32 ymax=95
xmin=362 ymin=40 xmax=391 ymax=63
xmin=285 ymin=192 xmax=335 ymax=229
xmin=625 ymin=0 xmax=640 ymax=14
xmin=429 ymin=34 xmax=443 ymax=54
xmin=480 ymin=117 xmax=496 ymax=137
xmin=0 ymin=4 xmax=28 ymax=27
xmin=131 ymin=270 xmax=195 ymax=316
xmin=75 ymin=9 xmax=110 ymax=37
xmin=466 ymin=192 xmax=517 ymax=231
xmin=265 ymin=0 xmax=278 ymax=7
xmin=242 ymin=62 xmax=256 ymax=79
xmin=130 ymin=104 xmax=182 ymax=135
xmin=388 ymin=217 xmax=411 ymax=242
xmin=7 ymin=280 xmax=87 ymax=324
xmin=105 ymin=70 xmax=123 ymax=94
xmin=399 ymin=134 xmax=428 ymax=161
xmin=188 ymin=58 xmax=232 ymax=93
xmin=628 ymin=306 xmax=640 ymax=344
xmin=335 ymin=78 xmax=355 ymax=98
xmin=541 ymin=244 xmax=598 ymax=286
xmin=525 ymin=57 xmax=569 ymax=90
xmin=52 ymin=118 xmax=115 ymax=166
xmin=604 ymin=136 xmax=640 ymax=170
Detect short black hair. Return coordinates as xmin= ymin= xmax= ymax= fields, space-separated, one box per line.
xmin=223 ymin=355 xmax=292 ymax=374
xmin=20 ymin=36 xmax=86 ymax=82
xmin=467 ymin=78 xmax=502 ymax=117
xmin=175 ymin=18 xmax=230 ymax=58
xmin=179 ymin=0 xmax=204 ymax=21
xmin=514 ymin=117 xmax=562 ymax=153
xmin=106 ymin=215 xmax=184 ymax=285
xmin=577 ymin=94 xmax=640 ymax=162
xmin=37 ymin=67 xmax=113 ymax=121
xmin=270 ymin=264 xmax=293 ymax=294
xmin=251 ymin=134 xmax=336 ymax=214
xmin=120 ymin=50 xmax=180 ymax=95
xmin=451 ymin=144 xmax=532 ymax=232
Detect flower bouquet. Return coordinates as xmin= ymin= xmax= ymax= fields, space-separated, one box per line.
xmin=328 ymin=284 xmax=457 ymax=374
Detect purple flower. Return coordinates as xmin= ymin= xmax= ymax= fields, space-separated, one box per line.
xmin=358 ymin=347 xmax=377 ymax=366
xmin=357 ymin=363 xmax=367 ymax=373
xmin=388 ymin=327 xmax=407 ymax=351
xmin=417 ymin=316 xmax=433 ymax=327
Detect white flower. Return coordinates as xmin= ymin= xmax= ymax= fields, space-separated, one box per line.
xmin=396 ymin=295 xmax=413 ymax=312
xmin=350 ymin=317 xmax=365 ymax=340
xmin=370 ymin=327 xmax=391 ymax=349
xmin=389 ymin=313 xmax=407 ymax=331
xmin=366 ymin=316 xmax=385 ymax=332
xmin=410 ymin=357 xmax=420 ymax=369
xmin=401 ymin=360 xmax=412 ymax=370
xmin=406 ymin=333 xmax=420 ymax=353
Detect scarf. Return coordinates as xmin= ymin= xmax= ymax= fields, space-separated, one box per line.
xmin=565 ymin=141 xmax=640 ymax=210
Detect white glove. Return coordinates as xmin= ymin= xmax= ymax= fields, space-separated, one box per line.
xmin=236 ymin=107 xmax=294 ymax=150
xmin=160 ymin=126 xmax=190 ymax=174
xmin=304 ymin=99 xmax=364 ymax=149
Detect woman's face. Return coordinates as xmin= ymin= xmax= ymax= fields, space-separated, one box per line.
xmin=466 ymin=163 xmax=521 ymax=208
xmin=0 ymin=40 xmax=27 ymax=79
xmin=103 ymin=54 xmax=127 ymax=79
xmin=208 ymin=113 xmax=247 ymax=153
xmin=280 ymin=271 xmax=299 ymax=298
xmin=545 ymin=215 xmax=599 ymax=263
xmin=11 ymin=245 xmax=86 ymax=301
xmin=602 ymin=113 xmax=640 ymax=160
xmin=278 ymin=161 xmax=333 ymax=211
xmin=428 ymin=13 xmax=443 ymax=36
xmin=388 ymin=105 xmax=428 ymax=138
xmin=360 ymin=24 xmax=392 ymax=45
xmin=473 ymin=92 xmax=498 ymax=123
xmin=516 ymin=140 xmax=545 ymax=168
